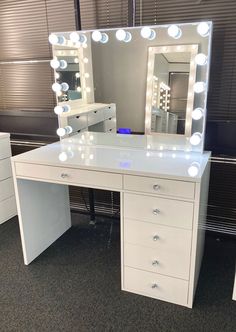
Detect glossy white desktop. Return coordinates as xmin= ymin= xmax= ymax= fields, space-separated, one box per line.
xmin=11 ymin=132 xmax=211 ymax=308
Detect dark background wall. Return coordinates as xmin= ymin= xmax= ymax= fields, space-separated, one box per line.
xmin=0 ymin=0 xmax=235 ymax=235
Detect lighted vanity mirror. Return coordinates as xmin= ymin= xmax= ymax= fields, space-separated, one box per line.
xmin=147 ymin=45 xmax=198 ymax=136
xmin=49 ymin=21 xmax=212 ymax=152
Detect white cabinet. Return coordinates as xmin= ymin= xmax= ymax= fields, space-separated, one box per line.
xmin=0 ymin=133 xmax=17 ymax=224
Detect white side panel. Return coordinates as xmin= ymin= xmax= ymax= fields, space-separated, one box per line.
xmin=0 ymin=158 xmax=12 ymax=181
xmin=0 ymin=138 xmax=11 ymax=160
xmin=14 ymin=177 xmax=71 ymax=265
xmin=0 ymin=196 xmax=17 ymax=224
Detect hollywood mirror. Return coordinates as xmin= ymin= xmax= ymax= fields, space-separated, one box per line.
xmin=49 ymin=22 xmax=212 ymax=152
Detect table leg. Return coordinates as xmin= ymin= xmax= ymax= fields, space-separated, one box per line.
xmin=14 ymin=179 xmax=71 ymax=265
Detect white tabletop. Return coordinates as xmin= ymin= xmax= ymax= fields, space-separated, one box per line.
xmin=0 ymin=132 xmax=10 ymax=139
xmin=12 ymin=132 xmax=211 ymax=182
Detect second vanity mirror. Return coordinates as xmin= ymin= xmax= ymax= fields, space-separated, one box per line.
xmin=49 ymin=22 xmax=212 ymax=152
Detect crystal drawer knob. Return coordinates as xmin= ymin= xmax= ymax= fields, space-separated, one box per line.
xmin=153 ymin=235 xmax=159 ymax=241
xmin=153 ymin=208 xmax=160 ymax=215
xmin=61 ymin=173 xmax=69 ymax=178
xmin=152 ymin=260 xmax=159 ymax=266
xmin=153 ymin=184 xmax=160 ymax=191
xmin=151 ymin=283 xmax=158 ymax=289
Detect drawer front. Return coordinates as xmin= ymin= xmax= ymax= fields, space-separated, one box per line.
xmin=124 ymin=242 xmax=191 ymax=280
xmin=104 ymin=105 xmax=116 ymax=119
xmin=15 ymin=163 xmax=122 ymax=190
xmin=124 ymin=267 xmax=188 ymax=306
xmin=124 ymin=193 xmax=194 ymax=229
xmin=124 ymin=219 xmax=192 ymax=279
xmin=0 ymin=158 xmax=12 ymax=181
xmin=88 ymin=109 xmax=104 ymax=126
xmin=0 ymin=177 xmax=15 ymax=201
xmin=0 ymin=138 xmax=11 ymax=160
xmin=68 ymin=115 xmax=88 ymax=132
xmin=124 ymin=175 xmax=195 ymax=199
xmin=104 ymin=118 xmax=116 ymax=131
xmin=0 ymin=196 xmax=17 ymax=224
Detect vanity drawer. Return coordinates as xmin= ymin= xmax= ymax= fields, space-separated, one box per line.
xmin=104 ymin=105 xmax=116 ymax=119
xmin=0 ymin=196 xmax=17 ymax=224
xmin=124 ymin=175 xmax=195 ymax=199
xmin=104 ymin=118 xmax=116 ymax=131
xmin=15 ymin=162 xmax=122 ymax=190
xmin=0 ymin=158 xmax=12 ymax=181
xmin=88 ymin=109 xmax=104 ymax=126
xmin=124 ymin=193 xmax=194 ymax=229
xmin=0 ymin=177 xmax=15 ymax=202
xmin=68 ymin=115 xmax=88 ymax=132
xmin=0 ymin=138 xmax=11 ymax=160
xmin=124 ymin=242 xmax=191 ymax=280
xmin=124 ymin=267 xmax=188 ymax=306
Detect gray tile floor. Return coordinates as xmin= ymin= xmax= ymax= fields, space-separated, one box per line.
xmin=0 ymin=213 xmax=235 ymax=332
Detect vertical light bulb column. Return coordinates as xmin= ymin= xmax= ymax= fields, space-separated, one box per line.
xmin=145 ymin=46 xmax=156 ymax=134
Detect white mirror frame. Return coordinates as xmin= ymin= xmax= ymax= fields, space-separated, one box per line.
xmin=145 ymin=44 xmax=198 ymax=137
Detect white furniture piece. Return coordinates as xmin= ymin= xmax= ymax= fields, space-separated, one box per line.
xmin=58 ymin=103 xmax=116 ymax=136
xmin=0 ymin=133 xmax=17 ymax=224
xmin=11 ymin=132 xmax=210 ymax=308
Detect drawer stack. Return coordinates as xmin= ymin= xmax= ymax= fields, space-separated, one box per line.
xmin=66 ymin=103 xmax=116 ymax=135
xmin=0 ymin=133 xmax=17 ymax=224
xmin=123 ymin=174 xmax=195 ymax=306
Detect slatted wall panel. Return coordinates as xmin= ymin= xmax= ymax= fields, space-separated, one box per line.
xmin=79 ymin=0 xmax=129 ymax=29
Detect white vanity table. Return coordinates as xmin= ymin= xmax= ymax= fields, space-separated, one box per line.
xmin=11 ymin=132 xmax=210 ymax=308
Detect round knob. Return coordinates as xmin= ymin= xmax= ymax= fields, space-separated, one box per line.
xmin=153 ymin=184 xmax=160 ymax=191
xmin=151 ymin=283 xmax=158 ymax=289
xmin=153 ymin=208 xmax=160 ymax=215
xmin=61 ymin=173 xmax=69 ymax=178
xmin=153 ymin=235 xmax=159 ymax=241
xmin=152 ymin=260 xmax=159 ymax=266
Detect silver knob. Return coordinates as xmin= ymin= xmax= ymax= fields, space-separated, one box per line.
xmin=153 ymin=184 xmax=160 ymax=191
xmin=153 ymin=235 xmax=159 ymax=241
xmin=153 ymin=208 xmax=160 ymax=215
xmin=152 ymin=260 xmax=159 ymax=266
xmin=151 ymin=283 xmax=158 ymax=289
xmin=61 ymin=173 xmax=69 ymax=178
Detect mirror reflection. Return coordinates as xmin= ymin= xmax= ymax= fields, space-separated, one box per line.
xmin=151 ymin=51 xmax=191 ymax=135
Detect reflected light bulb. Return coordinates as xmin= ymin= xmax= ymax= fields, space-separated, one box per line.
xmin=70 ymin=32 xmax=79 ymax=43
xmin=48 ymin=34 xmax=65 ymax=45
xmin=92 ymin=30 xmax=102 ymax=42
xmin=190 ymin=132 xmax=202 ymax=146
xmin=52 ymin=82 xmax=62 ymax=92
xmin=50 ymin=58 xmax=60 ymax=69
xmin=74 ymin=58 xmax=79 ymax=63
xmin=83 ymin=57 xmax=88 ymax=63
xmin=194 ymin=82 xmax=206 ymax=93
xmin=84 ymin=73 xmax=90 ymax=78
xmin=188 ymin=162 xmax=200 ymax=177
xmin=141 ymin=27 xmax=156 ymax=40
xmin=168 ymin=25 xmax=182 ymax=39
xmin=195 ymin=53 xmax=207 ymax=66
xmin=197 ymin=22 xmax=210 ymax=37
xmin=75 ymin=72 xmax=80 ymax=78
xmin=192 ymin=108 xmax=204 ymax=120
xmin=59 ymin=152 xmax=68 ymax=162
xmin=61 ymin=82 xmax=69 ymax=92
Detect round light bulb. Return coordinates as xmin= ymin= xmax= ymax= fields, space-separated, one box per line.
xmin=188 ymin=162 xmax=200 ymax=177
xmin=48 ymin=34 xmax=65 ymax=45
xmin=140 ymin=27 xmax=156 ymax=40
xmin=61 ymin=82 xmax=69 ymax=92
xmin=77 ymin=86 xmax=82 ymax=92
xmin=84 ymin=73 xmax=90 ymax=78
xmin=194 ymin=82 xmax=206 ymax=93
xmin=55 ymin=72 xmax=60 ymax=79
xmin=197 ymin=22 xmax=210 ymax=37
xmin=192 ymin=108 xmax=204 ymax=120
xmin=92 ymin=30 xmax=102 ymax=42
xmin=190 ymin=132 xmax=202 ymax=146
xmin=70 ymin=32 xmax=80 ymax=43
xmin=54 ymin=105 xmax=71 ymax=115
xmin=74 ymin=58 xmax=79 ymax=64
xmin=75 ymin=72 xmax=80 ymax=78
xmin=57 ymin=126 xmax=72 ymax=137
xmin=116 ymin=29 xmax=131 ymax=42
xmin=50 ymin=58 xmax=60 ymax=69
xmin=168 ymin=25 xmax=182 ymax=39
xmin=52 ymin=82 xmax=62 ymax=92
xmin=79 ymin=34 xmax=87 ymax=44
xmin=86 ymin=87 xmax=91 ymax=93
xmin=195 ymin=53 xmax=207 ymax=66
xmin=59 ymin=60 xmax=67 ymax=69
xmin=83 ymin=57 xmax=88 ymax=63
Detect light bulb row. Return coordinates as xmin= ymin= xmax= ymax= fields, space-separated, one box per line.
xmin=49 ymin=22 xmax=211 ymax=47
